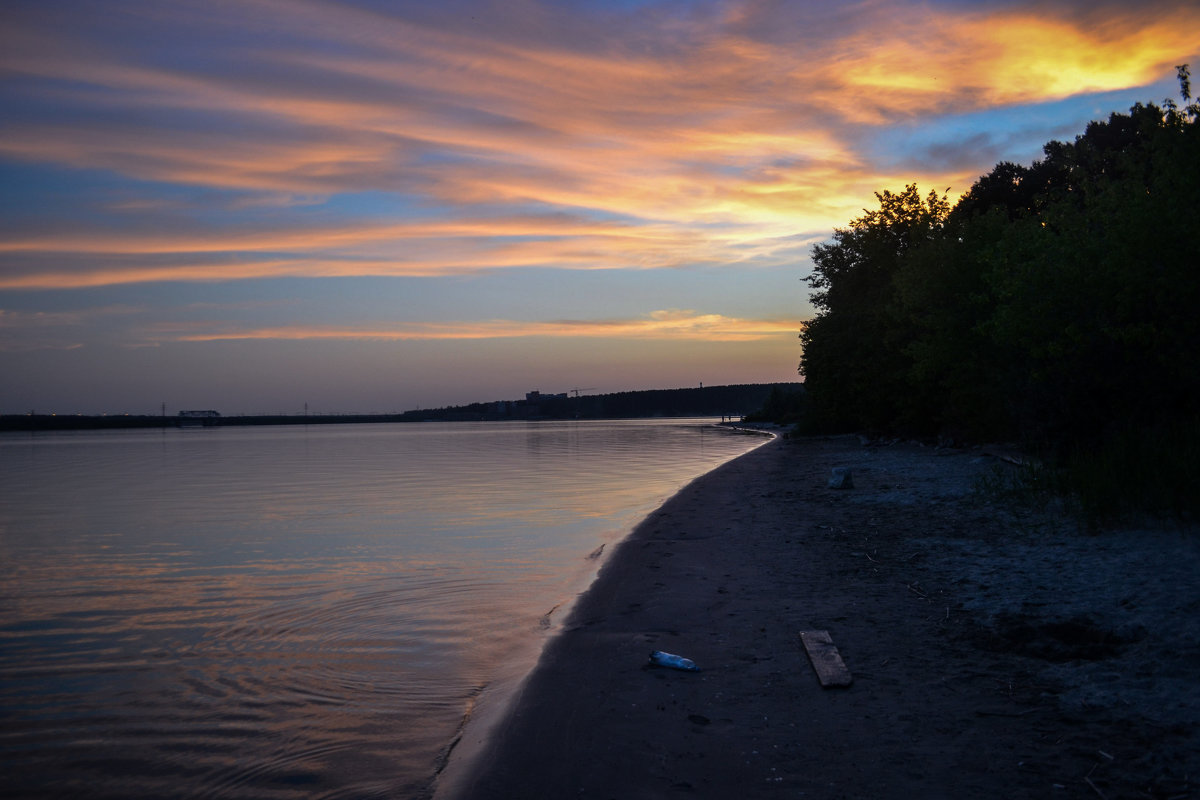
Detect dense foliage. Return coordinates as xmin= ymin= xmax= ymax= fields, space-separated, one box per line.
xmin=742 ymin=384 xmax=808 ymax=425
xmin=798 ymin=68 xmax=1200 ymax=521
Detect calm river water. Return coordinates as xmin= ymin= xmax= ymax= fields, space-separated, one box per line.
xmin=0 ymin=419 xmax=767 ymax=799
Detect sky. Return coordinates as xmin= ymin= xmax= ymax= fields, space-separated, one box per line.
xmin=2 ymin=0 xmax=1197 ymax=415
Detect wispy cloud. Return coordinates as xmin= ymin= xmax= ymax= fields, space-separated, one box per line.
xmin=3 ymin=1 xmax=1197 ymax=412
xmin=0 ymin=216 xmax=818 ymax=288
xmin=0 ymin=305 xmax=145 ymax=351
xmin=150 ymin=309 xmax=801 ymax=343
xmin=3 ymin=1 xmax=1196 ymax=289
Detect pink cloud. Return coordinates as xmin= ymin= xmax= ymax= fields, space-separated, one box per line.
xmin=2 ymin=1 xmax=1195 ymax=288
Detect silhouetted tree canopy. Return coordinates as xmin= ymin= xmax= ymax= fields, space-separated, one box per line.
xmin=798 ymin=68 xmax=1200 ymax=520
xmin=800 ymin=184 xmax=950 ymax=431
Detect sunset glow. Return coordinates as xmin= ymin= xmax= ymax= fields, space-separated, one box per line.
xmin=3 ymin=0 xmax=1197 ymax=413
xmin=159 ymin=310 xmax=801 ymax=343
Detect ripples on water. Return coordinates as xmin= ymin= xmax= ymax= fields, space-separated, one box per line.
xmin=0 ymin=420 xmax=766 ymax=799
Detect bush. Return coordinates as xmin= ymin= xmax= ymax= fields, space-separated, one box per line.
xmin=743 ymin=386 xmax=809 ymax=425
xmin=1065 ymin=420 xmax=1200 ymax=527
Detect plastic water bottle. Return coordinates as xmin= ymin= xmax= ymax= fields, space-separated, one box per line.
xmin=648 ymin=650 xmax=700 ymax=671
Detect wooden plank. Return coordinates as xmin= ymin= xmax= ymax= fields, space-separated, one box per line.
xmin=798 ymin=630 xmax=853 ymax=687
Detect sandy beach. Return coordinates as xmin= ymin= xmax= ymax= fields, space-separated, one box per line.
xmin=439 ymin=433 xmax=1199 ymax=800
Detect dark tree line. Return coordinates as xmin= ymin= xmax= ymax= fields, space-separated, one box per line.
xmin=798 ymin=68 xmax=1199 ymax=520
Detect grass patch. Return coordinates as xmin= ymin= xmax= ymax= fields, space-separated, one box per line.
xmin=1064 ymin=420 xmax=1200 ymax=528
xmin=973 ymin=459 xmax=1058 ymax=511
xmin=974 ymin=421 xmax=1200 ymax=529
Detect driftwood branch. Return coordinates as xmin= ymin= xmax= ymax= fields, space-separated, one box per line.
xmin=1083 ymin=775 xmax=1108 ymax=799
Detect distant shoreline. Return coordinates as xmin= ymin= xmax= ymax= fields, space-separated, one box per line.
xmin=1 ymin=383 xmax=803 ymax=432
xmin=0 ymin=412 xmax=734 ymax=432
xmin=0 ymin=412 xmax=413 ymax=432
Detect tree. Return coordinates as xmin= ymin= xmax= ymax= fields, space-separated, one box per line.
xmin=891 ymin=208 xmax=1013 ymax=440
xmin=979 ymin=94 xmax=1200 ymax=451
xmin=800 ymin=184 xmax=949 ymax=431
xmin=797 ymin=69 xmax=1200 ymax=519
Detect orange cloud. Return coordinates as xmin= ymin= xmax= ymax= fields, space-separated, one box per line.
xmin=0 ymin=212 xmax=821 ymax=288
xmin=817 ymin=7 xmax=1200 ymax=123
xmin=1 ymin=1 xmax=1197 ymax=290
xmin=150 ymin=309 xmax=801 ymax=343
xmin=0 ymin=215 xmax=694 ymax=255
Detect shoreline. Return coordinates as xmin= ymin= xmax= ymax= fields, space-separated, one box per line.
xmin=432 ymin=427 xmax=778 ymax=798
xmin=439 ymin=434 xmax=1199 ymax=799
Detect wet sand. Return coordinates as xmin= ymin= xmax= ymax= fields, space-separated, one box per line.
xmin=439 ymin=434 xmax=1199 ymax=799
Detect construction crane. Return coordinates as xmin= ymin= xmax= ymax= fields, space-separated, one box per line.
xmin=568 ymin=387 xmax=597 ymax=397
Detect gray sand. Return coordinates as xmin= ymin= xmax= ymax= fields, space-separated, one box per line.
xmin=439 ymin=434 xmax=1199 ymax=799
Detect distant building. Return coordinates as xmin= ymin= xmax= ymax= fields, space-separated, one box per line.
xmin=524 ymin=390 xmax=567 ymax=403
xmin=177 ymin=409 xmax=220 ymax=427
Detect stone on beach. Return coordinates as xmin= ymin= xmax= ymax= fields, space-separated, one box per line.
xmin=827 ymin=466 xmax=853 ymax=489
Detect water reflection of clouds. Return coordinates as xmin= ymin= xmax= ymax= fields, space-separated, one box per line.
xmin=0 ymin=421 xmax=765 ymax=797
